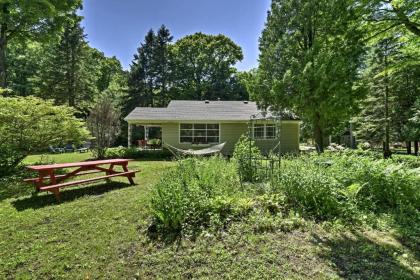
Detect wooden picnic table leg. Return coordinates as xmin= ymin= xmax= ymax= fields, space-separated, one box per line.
xmin=122 ymin=163 xmax=135 ymax=185
xmin=35 ymin=170 xmax=48 ymax=192
xmin=47 ymin=170 xmax=61 ymax=203
xmin=48 ymin=169 xmax=57 ymax=185
xmin=106 ymin=163 xmax=115 ymax=183
xmin=50 ymin=188 xmax=61 ymax=203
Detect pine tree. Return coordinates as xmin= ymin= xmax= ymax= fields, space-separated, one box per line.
xmin=355 ymin=32 xmax=420 ymax=157
xmin=38 ymin=14 xmax=97 ymax=111
xmin=154 ymin=25 xmax=173 ymax=105
xmin=126 ymin=29 xmax=155 ymax=111
xmin=356 ymin=38 xmax=398 ymax=157
xmin=126 ymin=25 xmax=173 ymax=112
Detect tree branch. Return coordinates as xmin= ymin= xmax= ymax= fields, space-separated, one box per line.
xmin=363 ymin=23 xmax=401 ymax=42
xmin=391 ymin=3 xmax=420 ymax=37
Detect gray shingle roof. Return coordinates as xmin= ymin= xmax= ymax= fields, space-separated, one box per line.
xmin=124 ymin=100 xmax=299 ymax=122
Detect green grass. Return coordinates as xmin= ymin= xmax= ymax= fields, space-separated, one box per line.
xmin=24 ymin=151 xmax=95 ymax=164
xmin=0 ymin=153 xmax=419 ymax=279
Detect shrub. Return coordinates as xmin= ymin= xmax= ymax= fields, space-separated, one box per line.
xmin=0 ymin=96 xmax=90 ymax=176
xmin=150 ymin=157 xmax=240 ymax=233
xmin=149 ymin=152 xmax=420 ymax=236
xmin=325 ymin=153 xmax=420 ymax=210
xmin=233 ymin=134 xmax=263 ymax=182
xmin=104 ymin=146 xmax=172 ymax=160
xmin=391 ymin=154 xmax=420 ymax=169
xmin=268 ymin=152 xmax=420 ymax=221
xmin=271 ymin=157 xmax=351 ymax=220
xmin=104 ymin=146 xmax=127 ymax=158
xmin=358 ymin=142 xmax=371 ymax=150
xmin=87 ymin=98 xmax=120 ymax=159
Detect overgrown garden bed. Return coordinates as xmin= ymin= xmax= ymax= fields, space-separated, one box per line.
xmin=149 ymin=147 xmax=420 ymax=239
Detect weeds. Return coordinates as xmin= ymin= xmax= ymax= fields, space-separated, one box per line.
xmin=150 ymin=157 xmax=241 ymax=235
xmin=149 ymin=150 xmax=420 ymax=237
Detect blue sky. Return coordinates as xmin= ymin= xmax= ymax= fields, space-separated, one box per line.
xmin=79 ymin=0 xmax=271 ymax=71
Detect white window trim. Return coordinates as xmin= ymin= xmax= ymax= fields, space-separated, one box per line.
xmin=253 ymin=123 xmax=278 ymax=140
xmin=179 ymin=123 xmax=221 ymax=145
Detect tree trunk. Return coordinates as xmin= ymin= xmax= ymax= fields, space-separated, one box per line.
xmin=0 ymin=37 xmax=6 ymax=88
xmin=414 ymin=141 xmax=419 ymax=156
xmin=383 ymin=52 xmax=391 ymax=159
xmin=314 ymin=112 xmax=324 ymax=153
xmin=0 ymin=3 xmax=9 ymax=88
xmin=406 ymin=141 xmax=412 ymax=154
xmin=69 ymin=49 xmax=76 ymax=107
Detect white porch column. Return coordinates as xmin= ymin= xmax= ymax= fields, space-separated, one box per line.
xmin=128 ymin=123 xmax=132 ymax=147
xmin=144 ymin=126 xmax=149 ymax=141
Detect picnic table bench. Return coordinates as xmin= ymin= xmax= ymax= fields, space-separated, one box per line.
xmin=25 ymin=159 xmax=139 ymax=202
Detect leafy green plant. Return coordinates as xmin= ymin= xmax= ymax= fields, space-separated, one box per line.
xmin=104 ymin=146 xmax=172 ymax=159
xmin=267 ymin=152 xmax=420 ymax=221
xmin=150 ymin=157 xmax=241 ymax=234
xmin=233 ymin=134 xmax=263 ymax=182
xmin=0 ymin=96 xmax=90 ymax=176
xmin=104 ymin=146 xmax=128 ymax=158
xmin=271 ymin=157 xmax=350 ymax=220
xmin=150 ymin=151 xmax=420 ymax=237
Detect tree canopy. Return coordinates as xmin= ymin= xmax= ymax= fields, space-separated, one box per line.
xmin=126 ymin=29 xmax=248 ymax=114
xmin=0 ymin=95 xmax=90 ymax=173
xmin=170 ymin=32 xmax=244 ymax=101
xmin=2 ymin=0 xmax=419 ymax=157
xmin=0 ymin=0 xmax=82 ymax=87
xmin=255 ymin=0 xmax=366 ymax=152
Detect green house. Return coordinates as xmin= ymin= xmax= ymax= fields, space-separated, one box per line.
xmin=124 ymin=100 xmax=300 ymax=155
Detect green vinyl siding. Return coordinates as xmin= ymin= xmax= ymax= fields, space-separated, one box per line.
xmin=160 ymin=121 xmax=299 ymax=155
xmin=280 ymin=122 xmax=300 ymax=153
xmin=220 ymin=123 xmax=248 ymax=154
xmin=162 ymin=123 xmax=191 ymax=150
xmin=161 ymin=122 xmax=246 ymax=154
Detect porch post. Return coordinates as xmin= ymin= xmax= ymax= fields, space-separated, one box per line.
xmin=128 ymin=123 xmax=132 ymax=148
xmin=145 ymin=126 xmax=149 ymax=141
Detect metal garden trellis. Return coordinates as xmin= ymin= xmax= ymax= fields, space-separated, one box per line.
xmin=238 ymin=109 xmax=283 ymax=184
xmin=248 ymin=110 xmax=283 ymax=157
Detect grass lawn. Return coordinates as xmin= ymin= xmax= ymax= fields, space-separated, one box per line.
xmin=0 ymin=153 xmax=419 ymax=279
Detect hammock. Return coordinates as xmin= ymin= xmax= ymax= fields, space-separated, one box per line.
xmin=163 ymin=142 xmax=226 ymax=157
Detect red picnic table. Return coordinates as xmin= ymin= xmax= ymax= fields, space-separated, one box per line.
xmin=25 ymin=159 xmax=139 ymax=202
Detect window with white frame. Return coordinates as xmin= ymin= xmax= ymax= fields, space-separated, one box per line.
xmin=180 ymin=123 xmax=219 ymax=144
xmin=253 ymin=123 xmax=277 ymax=140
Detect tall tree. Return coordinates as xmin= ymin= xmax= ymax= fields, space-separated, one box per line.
xmin=38 ymin=14 xmax=97 ymax=111
xmin=407 ymin=98 xmax=420 ymax=155
xmin=126 ymin=29 xmax=156 ymax=111
xmin=96 ymin=55 xmax=125 ymax=93
xmin=362 ymin=0 xmax=420 ymax=39
xmin=0 ymin=0 xmax=81 ymax=88
xmin=256 ymin=0 xmax=366 ymax=152
xmin=170 ymin=32 xmax=244 ymax=101
xmin=355 ymin=2 xmax=419 ymax=157
xmin=355 ymin=38 xmax=398 ymax=157
xmin=126 ymin=25 xmax=173 ymax=112
xmin=126 ymin=29 xmax=247 ymax=113
xmin=356 ymin=36 xmax=420 ymax=155
xmin=7 ymin=40 xmax=43 ymax=96
xmin=154 ymin=25 xmax=173 ymax=105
